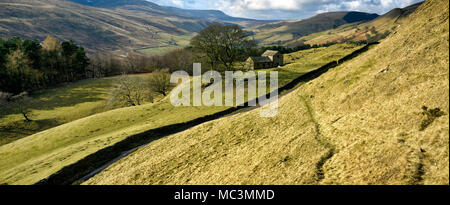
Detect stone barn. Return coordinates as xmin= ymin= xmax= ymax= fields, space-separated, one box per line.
xmin=246 ymin=50 xmax=283 ymax=70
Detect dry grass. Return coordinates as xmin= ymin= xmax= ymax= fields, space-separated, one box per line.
xmin=86 ymin=0 xmax=449 ymax=185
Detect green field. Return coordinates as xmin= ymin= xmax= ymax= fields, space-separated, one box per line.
xmin=1 ymin=76 xmax=116 ymax=146
xmin=0 ymin=73 xmax=160 ymax=146
xmin=136 ymin=34 xmax=193 ymax=56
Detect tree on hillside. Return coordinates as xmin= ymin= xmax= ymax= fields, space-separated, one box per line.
xmin=8 ymin=92 xmax=34 ymax=122
xmin=0 ymin=36 xmax=90 ymax=93
xmin=148 ymin=69 xmax=171 ymax=96
xmin=88 ymin=53 xmax=122 ymax=78
xmin=5 ymin=49 xmax=43 ymax=93
xmin=108 ymin=75 xmax=150 ymax=107
xmin=124 ymin=53 xmax=152 ymax=74
xmin=61 ymin=40 xmax=90 ymax=81
xmin=0 ymin=39 xmax=7 ymax=91
xmin=40 ymin=36 xmax=62 ymax=84
xmin=190 ymin=24 xmax=221 ymax=71
xmin=162 ymin=49 xmax=193 ymax=74
xmin=42 ymin=36 xmax=62 ymax=52
xmin=124 ymin=53 xmax=140 ymax=74
xmin=190 ymin=24 xmax=256 ymax=72
xmin=21 ymin=39 xmax=42 ymax=69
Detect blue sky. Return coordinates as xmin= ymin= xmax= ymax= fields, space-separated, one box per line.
xmin=149 ymin=0 xmax=423 ymax=20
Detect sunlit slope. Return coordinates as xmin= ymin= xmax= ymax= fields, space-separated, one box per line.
xmin=87 ymin=0 xmax=449 ymax=185
xmin=246 ymin=11 xmax=378 ymax=46
xmin=292 ymin=2 xmax=422 ymax=46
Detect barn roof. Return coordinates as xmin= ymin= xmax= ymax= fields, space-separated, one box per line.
xmin=261 ymin=50 xmax=279 ymax=56
xmin=248 ymin=56 xmax=272 ymax=63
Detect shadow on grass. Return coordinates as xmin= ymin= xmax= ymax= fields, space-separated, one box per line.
xmin=0 ymin=118 xmax=60 ymax=146
xmin=0 ymin=79 xmax=112 ymax=118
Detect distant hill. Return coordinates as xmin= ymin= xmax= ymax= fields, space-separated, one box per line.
xmin=162 ymin=6 xmax=273 ymax=27
xmin=69 ymin=0 xmax=162 ymax=8
xmin=283 ymin=2 xmax=423 ymax=46
xmin=0 ymin=0 xmax=271 ymax=54
xmin=69 ymin=0 xmax=272 ymax=27
xmin=0 ymin=0 xmax=214 ymax=54
xmin=247 ymin=11 xmax=379 ymax=45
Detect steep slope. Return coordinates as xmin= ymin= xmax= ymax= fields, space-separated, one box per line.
xmin=290 ymin=2 xmax=423 ymax=46
xmin=0 ymin=0 xmax=212 ymax=53
xmin=86 ymin=0 xmax=449 ymax=185
xmin=247 ymin=11 xmax=379 ymax=46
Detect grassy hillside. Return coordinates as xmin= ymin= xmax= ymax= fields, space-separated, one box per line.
xmin=86 ymin=0 xmax=449 ymax=185
xmin=0 ymin=73 xmax=157 ymax=146
xmin=287 ymin=2 xmax=423 ymax=46
xmin=0 ymin=0 xmax=211 ymax=54
xmin=0 ymin=44 xmax=361 ymax=185
xmin=136 ymin=34 xmax=193 ymax=55
xmin=246 ymin=11 xmax=379 ymax=46
xmin=0 ymin=0 xmax=270 ymax=55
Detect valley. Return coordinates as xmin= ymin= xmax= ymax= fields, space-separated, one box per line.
xmin=0 ymin=0 xmax=447 ymax=186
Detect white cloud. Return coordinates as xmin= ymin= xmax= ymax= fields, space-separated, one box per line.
xmin=171 ymin=0 xmax=184 ymax=7
xmin=148 ymin=0 xmax=423 ymax=20
xmin=242 ymin=0 xmax=302 ymax=10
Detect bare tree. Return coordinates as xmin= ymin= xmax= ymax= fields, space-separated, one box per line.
xmin=124 ymin=53 xmax=151 ymax=74
xmin=124 ymin=53 xmax=139 ymax=74
xmin=3 ymin=92 xmax=34 ymax=122
xmin=148 ymin=70 xmax=171 ymax=96
xmin=88 ymin=53 xmax=123 ymax=78
xmin=108 ymin=75 xmax=151 ymax=107
xmin=190 ymin=24 xmax=222 ymax=71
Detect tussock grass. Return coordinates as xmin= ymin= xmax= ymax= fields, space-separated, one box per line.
xmin=86 ymin=0 xmax=449 ymax=185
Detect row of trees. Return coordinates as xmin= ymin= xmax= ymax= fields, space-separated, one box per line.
xmin=0 ymin=36 xmax=89 ymax=94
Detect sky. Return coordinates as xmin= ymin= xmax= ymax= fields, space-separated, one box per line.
xmin=148 ymin=0 xmax=423 ymax=20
